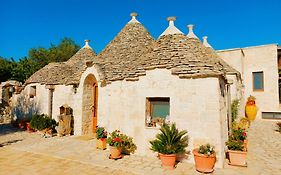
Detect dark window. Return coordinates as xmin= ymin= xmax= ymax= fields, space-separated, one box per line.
xmin=146 ymin=97 xmax=170 ymax=127
xmin=253 ymin=72 xmax=264 ymax=91
xmin=30 ymin=86 xmax=36 ymax=98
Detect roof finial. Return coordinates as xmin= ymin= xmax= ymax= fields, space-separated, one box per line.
xmin=186 ymin=24 xmax=198 ymax=39
xmin=167 ymin=16 xmax=176 ymax=26
xmin=83 ymin=39 xmax=91 ymax=48
xmin=159 ymin=16 xmax=183 ymax=37
xmin=203 ymin=36 xmax=213 ymax=48
xmin=128 ymin=12 xmax=140 ymax=23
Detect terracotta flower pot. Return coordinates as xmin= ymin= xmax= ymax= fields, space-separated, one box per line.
xmin=159 ymin=153 xmax=176 ymax=170
xmin=228 ymin=150 xmax=247 ymax=166
xmin=96 ymin=138 xmax=107 ymax=150
xmin=245 ymin=104 xmax=257 ymax=121
xmin=109 ymin=146 xmax=122 ymax=159
xmin=193 ymin=149 xmax=216 ymax=173
xmin=26 ymin=122 xmax=34 ymax=133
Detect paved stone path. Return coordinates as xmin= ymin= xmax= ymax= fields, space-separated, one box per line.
xmin=246 ymin=120 xmax=281 ymax=175
xmin=0 ymin=120 xmax=280 ymax=175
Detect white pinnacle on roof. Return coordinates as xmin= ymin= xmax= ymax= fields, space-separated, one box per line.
xmin=83 ymin=39 xmax=92 ymax=49
xmin=128 ymin=12 xmax=140 ymax=24
xmin=186 ymin=24 xmax=198 ymax=39
xmin=159 ymin=16 xmax=183 ymax=37
xmin=203 ymin=36 xmax=213 ymax=49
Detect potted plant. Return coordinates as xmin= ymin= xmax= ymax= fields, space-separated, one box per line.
xmin=150 ymin=123 xmax=188 ymax=170
xmin=120 ymin=134 xmax=137 ymax=155
xmin=245 ymin=95 xmax=257 ymax=121
xmin=96 ymin=126 xmax=107 ymax=150
xmin=226 ymin=128 xmax=247 ymax=166
xmin=30 ymin=114 xmax=57 ymax=137
xmin=193 ymin=144 xmax=216 ymax=173
xmin=107 ymin=130 xmax=123 ymax=159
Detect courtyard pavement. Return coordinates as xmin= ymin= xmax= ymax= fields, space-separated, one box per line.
xmin=0 ymin=120 xmax=280 ymax=175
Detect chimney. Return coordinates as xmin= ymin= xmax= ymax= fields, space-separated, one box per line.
xmin=128 ymin=12 xmax=140 ymax=23
xmin=203 ymin=36 xmax=213 ymax=48
xmin=186 ymin=24 xmax=198 ymax=39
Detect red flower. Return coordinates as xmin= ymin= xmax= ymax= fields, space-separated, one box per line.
xmin=117 ymin=130 xmax=120 ymax=133
xmin=243 ymin=132 xmax=247 ymax=137
xmin=113 ymin=137 xmax=123 ymax=142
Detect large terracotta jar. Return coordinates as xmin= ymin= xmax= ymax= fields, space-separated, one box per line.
xmin=245 ymin=96 xmax=257 ymax=121
xmin=228 ymin=150 xmax=247 ymax=166
xmin=159 ymin=153 xmax=177 ymax=170
xmin=109 ymin=146 xmax=122 ymax=159
xmin=96 ymin=138 xmax=107 ymax=150
xmin=193 ymin=149 xmax=216 ymax=173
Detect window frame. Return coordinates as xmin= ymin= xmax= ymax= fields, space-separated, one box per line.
xmin=252 ymin=71 xmax=264 ymax=92
xmin=145 ymin=97 xmax=170 ymax=128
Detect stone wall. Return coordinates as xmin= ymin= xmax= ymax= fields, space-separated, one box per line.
xmin=218 ymin=44 xmax=280 ymax=119
xmin=90 ymin=68 xmax=228 ymax=168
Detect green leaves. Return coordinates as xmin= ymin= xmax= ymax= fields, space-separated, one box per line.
xmin=30 ymin=114 xmax=57 ymax=131
xmin=0 ymin=38 xmax=80 ymax=83
xmin=150 ymin=123 xmax=189 ymax=154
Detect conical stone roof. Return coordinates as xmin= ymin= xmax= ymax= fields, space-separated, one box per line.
xmin=139 ymin=34 xmax=238 ymax=79
xmin=25 ymin=46 xmax=96 ymax=85
xmin=95 ymin=21 xmax=157 ymax=84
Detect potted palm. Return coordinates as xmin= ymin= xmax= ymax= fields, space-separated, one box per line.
xmin=107 ymin=130 xmax=123 ymax=159
xmin=226 ymin=128 xmax=247 ymax=166
xmin=193 ymin=144 xmax=216 ymax=173
xmin=150 ymin=123 xmax=188 ymax=170
xmin=96 ymin=126 xmax=107 ymax=150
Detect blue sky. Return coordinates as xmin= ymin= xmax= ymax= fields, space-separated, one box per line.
xmin=1 ymin=0 xmax=281 ymax=60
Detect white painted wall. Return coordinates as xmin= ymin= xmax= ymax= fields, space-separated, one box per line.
xmin=16 ymin=67 xmax=229 ymax=168
xmin=89 ymin=69 xmax=228 ymax=168
xmin=218 ymin=44 xmax=279 ymax=119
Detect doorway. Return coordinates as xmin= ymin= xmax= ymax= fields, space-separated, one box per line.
xmin=82 ymin=74 xmax=98 ymax=135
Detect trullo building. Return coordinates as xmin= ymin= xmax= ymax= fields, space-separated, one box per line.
xmin=18 ymin=13 xmax=242 ymax=167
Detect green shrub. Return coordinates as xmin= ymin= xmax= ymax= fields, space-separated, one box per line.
xmin=30 ymin=114 xmax=57 ymax=131
xmin=150 ymin=123 xmax=188 ymax=154
xmin=96 ymin=126 xmax=107 ymax=139
xmin=226 ymin=128 xmax=247 ymax=151
xmin=198 ymin=144 xmax=215 ymax=156
xmin=231 ymin=99 xmax=239 ymax=123
xmin=120 ymin=134 xmax=137 ymax=154
xmin=107 ymin=130 xmax=123 ymax=148
xmin=226 ymin=140 xmax=243 ymax=151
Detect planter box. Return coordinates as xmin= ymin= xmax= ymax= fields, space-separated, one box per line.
xmin=228 ymin=150 xmax=247 ymax=167
xmin=96 ymin=138 xmax=107 ymax=150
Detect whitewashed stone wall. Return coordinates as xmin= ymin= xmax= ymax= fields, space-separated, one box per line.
xmin=218 ymin=44 xmax=280 ymax=119
xmin=16 ymin=67 xmax=230 ymax=168
xmin=20 ymin=83 xmax=49 ymax=115
xmin=89 ymin=69 xmax=228 ymax=168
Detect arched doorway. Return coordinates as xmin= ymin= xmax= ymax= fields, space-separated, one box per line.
xmin=82 ymin=74 xmax=98 ymax=135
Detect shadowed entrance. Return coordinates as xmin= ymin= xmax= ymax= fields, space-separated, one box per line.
xmin=82 ymin=74 xmax=98 ymax=135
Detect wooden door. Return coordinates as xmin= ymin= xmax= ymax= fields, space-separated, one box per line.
xmin=92 ymin=83 xmax=98 ymax=133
